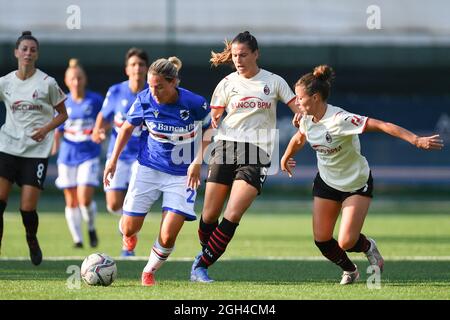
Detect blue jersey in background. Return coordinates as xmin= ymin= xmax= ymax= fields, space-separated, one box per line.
xmin=101 ymin=81 xmax=148 ymax=162
xmin=57 ymin=90 xmax=103 ymax=165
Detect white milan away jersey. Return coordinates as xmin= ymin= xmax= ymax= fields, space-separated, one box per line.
xmin=299 ymin=104 xmax=370 ymax=192
xmin=210 ymin=69 xmax=295 ymax=155
xmin=0 ymin=69 xmax=66 ymax=157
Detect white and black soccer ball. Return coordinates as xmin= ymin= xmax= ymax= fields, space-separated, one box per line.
xmin=81 ymin=253 xmax=117 ymax=286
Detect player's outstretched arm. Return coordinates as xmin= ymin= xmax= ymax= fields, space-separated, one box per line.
xmin=364 ymin=118 xmax=444 ymax=151
xmin=281 ymin=130 xmax=306 ymax=177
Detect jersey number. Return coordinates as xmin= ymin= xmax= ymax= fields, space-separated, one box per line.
xmin=186 ymin=188 xmax=196 ymax=203
xmin=36 ymin=163 xmax=45 ymax=179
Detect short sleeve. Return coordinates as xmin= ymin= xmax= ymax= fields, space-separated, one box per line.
xmin=299 ymin=117 xmax=307 ymax=135
xmin=100 ymin=89 xmax=115 ymax=122
xmin=126 ymin=97 xmax=143 ymax=126
xmin=196 ymin=98 xmax=211 ymax=129
xmin=335 ymin=111 xmax=368 ymax=136
xmin=210 ymin=78 xmax=228 ymax=109
xmin=276 ymin=76 xmax=296 ymax=105
xmin=48 ymin=78 xmax=67 ymax=107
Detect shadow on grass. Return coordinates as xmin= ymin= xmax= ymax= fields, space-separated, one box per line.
xmin=1 ymin=260 xmax=449 ymax=284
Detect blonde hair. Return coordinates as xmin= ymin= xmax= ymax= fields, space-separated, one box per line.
xmin=65 ymin=58 xmax=86 ymax=76
xmin=148 ymin=56 xmax=182 ymax=85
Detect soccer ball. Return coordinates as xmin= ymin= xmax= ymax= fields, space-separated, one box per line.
xmin=81 ymin=253 xmax=117 ymax=286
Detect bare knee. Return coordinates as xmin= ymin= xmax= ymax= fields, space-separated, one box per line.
xmin=159 ymin=233 xmax=176 ymax=248
xmin=107 ymin=200 xmax=122 ymax=212
xmin=338 ymin=236 xmax=358 ymax=251
xmin=121 ymin=221 xmax=138 ymax=237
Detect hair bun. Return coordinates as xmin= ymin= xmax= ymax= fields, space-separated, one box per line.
xmin=68 ymin=58 xmax=79 ymax=68
xmin=313 ymin=65 xmax=335 ymax=82
xmin=168 ymin=56 xmax=182 ymax=71
xmin=22 ymin=30 xmax=32 ymax=36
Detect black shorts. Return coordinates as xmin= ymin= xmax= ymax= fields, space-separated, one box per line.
xmin=206 ymin=140 xmax=270 ymax=194
xmin=312 ymin=172 xmax=373 ymax=202
xmin=0 ymin=152 xmax=48 ymax=190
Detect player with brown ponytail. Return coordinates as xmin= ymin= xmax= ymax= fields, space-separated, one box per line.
xmin=281 ymin=65 xmax=443 ymax=284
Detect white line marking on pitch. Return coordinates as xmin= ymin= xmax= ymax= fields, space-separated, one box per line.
xmin=1 ymin=256 xmax=450 ymax=261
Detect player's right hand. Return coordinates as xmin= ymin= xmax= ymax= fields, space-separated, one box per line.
xmin=103 ymin=162 xmax=116 ymax=187
xmin=281 ymin=156 xmax=296 ymax=178
xmin=92 ymin=128 xmax=106 ymax=143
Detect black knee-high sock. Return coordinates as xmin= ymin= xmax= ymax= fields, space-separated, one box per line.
xmin=20 ymin=209 xmax=39 ymax=239
xmin=197 ymin=218 xmax=239 ymax=269
xmin=198 ymin=216 xmax=219 ymax=250
xmin=346 ymin=233 xmax=371 ymax=253
xmin=315 ymin=238 xmax=356 ymax=272
xmin=0 ymin=200 xmax=6 ymax=248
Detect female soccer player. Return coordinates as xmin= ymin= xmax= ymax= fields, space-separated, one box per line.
xmin=52 ymin=59 xmax=103 ymax=249
xmin=190 ymin=31 xmax=299 ymax=282
xmin=92 ymin=48 xmax=148 ymax=226
xmin=0 ymin=31 xmax=68 ymax=265
xmin=281 ymin=65 xmax=444 ymax=284
xmin=103 ymin=57 xmax=211 ymax=286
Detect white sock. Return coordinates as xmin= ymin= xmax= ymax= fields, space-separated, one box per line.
xmin=107 ymin=206 xmax=122 ymax=216
xmin=65 ymin=206 xmax=83 ymax=243
xmin=143 ymin=240 xmax=174 ymax=273
xmin=80 ymin=201 xmax=97 ymax=231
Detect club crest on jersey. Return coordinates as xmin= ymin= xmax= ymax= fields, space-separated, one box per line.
xmin=180 ymin=109 xmax=190 ymax=121
xmin=83 ymin=104 xmax=93 ymax=115
xmin=32 ymin=89 xmax=38 ymax=99
xmin=325 ymin=131 xmax=332 ymax=143
xmin=153 ymin=110 xmax=160 ymax=118
xmin=121 ymin=99 xmax=128 ymax=106
xmin=263 ymin=85 xmax=270 ymax=95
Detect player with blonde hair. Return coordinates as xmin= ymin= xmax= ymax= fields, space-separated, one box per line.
xmin=104 ymin=56 xmax=211 ymax=286
xmin=52 ymin=58 xmax=103 ymax=248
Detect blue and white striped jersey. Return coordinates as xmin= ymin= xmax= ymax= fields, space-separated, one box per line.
xmin=57 ymin=90 xmax=103 ymax=165
xmin=127 ymin=87 xmax=211 ymax=176
xmin=101 ymin=81 xmax=148 ymax=162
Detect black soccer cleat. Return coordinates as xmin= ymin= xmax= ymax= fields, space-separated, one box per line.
xmin=89 ymin=229 xmax=98 ymax=248
xmin=26 ymin=236 xmax=42 ymax=266
xmin=73 ymin=242 xmax=83 ymax=249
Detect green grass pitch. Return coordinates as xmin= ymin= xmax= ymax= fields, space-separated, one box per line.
xmin=1 ymin=195 xmax=449 ymax=300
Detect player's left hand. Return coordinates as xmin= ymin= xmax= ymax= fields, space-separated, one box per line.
xmin=31 ymin=127 xmax=49 ymax=142
xmin=187 ymin=163 xmax=201 ymax=189
xmin=415 ymin=134 xmax=444 ymax=150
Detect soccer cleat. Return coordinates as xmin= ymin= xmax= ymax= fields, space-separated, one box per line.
xmin=190 ymin=267 xmax=214 ymax=283
xmin=365 ymin=238 xmax=384 ymax=273
xmin=73 ymin=242 xmax=83 ymax=249
xmin=340 ymin=265 xmax=359 ymax=285
xmin=191 ymin=251 xmax=203 ymax=275
xmin=121 ymin=249 xmax=135 ymax=257
xmin=88 ymin=229 xmax=98 ymax=248
xmin=141 ymin=272 xmax=156 ymax=286
xmin=26 ymin=236 xmax=42 ymax=266
xmin=123 ymin=234 xmax=137 ymax=251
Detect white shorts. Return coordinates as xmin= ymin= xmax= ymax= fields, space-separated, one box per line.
xmin=122 ymin=164 xmax=197 ymax=221
xmin=104 ymin=159 xmax=138 ymax=192
xmin=55 ymin=157 xmax=100 ymax=189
